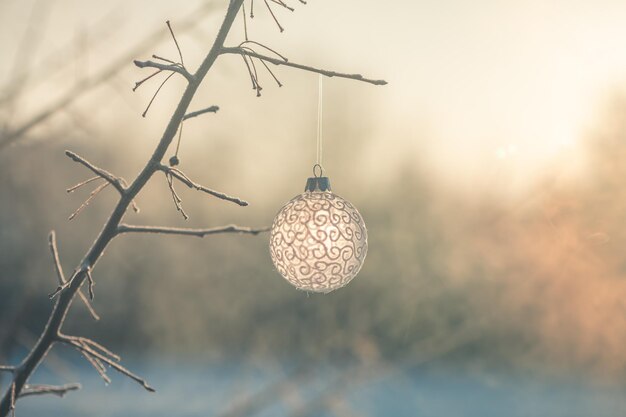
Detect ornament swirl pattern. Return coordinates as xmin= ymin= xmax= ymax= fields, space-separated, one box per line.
xmin=270 ymin=191 xmax=368 ymax=292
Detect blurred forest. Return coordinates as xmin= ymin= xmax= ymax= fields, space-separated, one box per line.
xmin=2 ymin=0 xmax=626 ymax=415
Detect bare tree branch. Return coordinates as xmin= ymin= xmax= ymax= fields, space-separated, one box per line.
xmin=48 ymin=231 xmax=99 ymax=321
xmin=0 ymin=367 xmax=14 ymax=374
xmin=0 ymin=1 xmax=385 ymax=414
xmin=157 ymin=164 xmax=249 ymax=207
xmin=221 ymin=47 xmax=388 ymax=85
xmin=19 ymin=383 xmax=81 ymax=399
xmin=183 ymin=105 xmax=220 ymax=120
xmin=48 ymin=268 xmax=83 ymax=299
xmin=117 ymin=224 xmax=270 ymax=237
xmin=66 ymin=176 xmax=103 ymax=193
xmin=68 ymin=182 xmax=110 ymax=221
xmin=133 ymin=59 xmax=195 ymax=83
xmin=65 ymin=151 xmax=125 ymax=194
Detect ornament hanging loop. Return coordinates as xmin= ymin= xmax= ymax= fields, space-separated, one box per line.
xmin=313 ymin=163 xmax=323 ymax=178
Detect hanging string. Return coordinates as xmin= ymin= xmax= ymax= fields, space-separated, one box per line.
xmin=316 ymin=74 xmax=323 ymax=169
xmin=169 ymin=120 xmax=183 ymax=166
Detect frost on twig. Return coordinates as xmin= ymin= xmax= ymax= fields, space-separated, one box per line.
xmin=68 ymin=182 xmax=110 ymax=221
xmin=65 ymin=151 xmax=125 ymax=193
xmin=19 ymin=384 xmax=81 ymax=399
xmin=48 ymin=231 xmax=99 ymax=320
xmin=117 ymin=223 xmax=270 ymax=238
xmin=222 ymin=47 xmax=388 ymax=87
xmin=57 ymin=335 xmax=155 ymax=393
xmin=133 ymin=60 xmax=194 ymax=83
xmin=64 ymin=150 xmax=139 ymax=216
xmin=157 ymin=164 xmax=249 ymax=207
xmin=156 ymin=164 xmax=248 ymax=220
xmin=183 ymin=106 xmax=219 ymax=120
xmin=133 ymin=20 xmax=193 ymax=118
xmin=48 ymin=263 xmax=93 ymax=300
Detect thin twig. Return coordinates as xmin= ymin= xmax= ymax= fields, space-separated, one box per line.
xmin=238 ymin=40 xmax=288 ymax=61
xmin=183 ymin=106 xmax=220 ymax=120
xmin=157 ymin=164 xmax=249 ymax=206
xmin=73 ymin=336 xmax=121 ymax=362
xmin=133 ymin=60 xmax=194 ymax=83
xmin=19 ymin=384 xmax=81 ymax=399
xmin=270 ymin=0 xmax=294 ymax=12
xmin=165 ymin=172 xmax=189 ymax=220
xmin=58 ymin=336 xmax=155 ymax=392
xmin=242 ymin=2 xmax=249 ymax=41
xmin=68 ymin=182 xmax=110 ymax=221
xmin=48 ymin=231 xmax=99 ymax=321
xmin=258 ymin=58 xmax=282 ymax=87
xmin=66 ymin=176 xmax=103 ymax=193
xmin=264 ymin=0 xmax=284 ymax=32
xmin=65 ymin=150 xmax=125 ymax=194
xmin=0 ymin=367 xmax=14 ymax=374
xmin=117 ymin=224 xmax=270 ymax=237
xmin=79 ymin=347 xmax=111 ymax=384
xmin=152 ymin=54 xmax=177 ymax=64
xmin=133 ymin=69 xmax=162 ymax=92
xmin=61 ymin=337 xmax=114 ymax=385
xmin=221 ymin=47 xmax=388 ymax=85
xmin=240 ymin=47 xmax=264 ymax=96
xmin=166 ymin=20 xmax=185 ymax=67
xmin=141 ymin=71 xmax=176 ymax=118
xmin=240 ymin=52 xmax=258 ymax=90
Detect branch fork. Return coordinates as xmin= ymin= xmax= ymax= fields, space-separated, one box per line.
xmin=65 ymin=151 xmax=125 ymax=194
xmin=65 ymin=151 xmax=139 ymax=220
xmin=155 ymin=163 xmax=248 ymax=220
xmin=56 ymin=334 xmax=154 ymax=392
xmin=48 ymin=231 xmax=99 ymax=320
xmin=48 ymin=261 xmax=93 ymax=301
xmin=133 ymin=59 xmax=195 ymax=83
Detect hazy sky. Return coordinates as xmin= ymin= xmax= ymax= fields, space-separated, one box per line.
xmin=2 ymin=0 xmax=626 ymax=196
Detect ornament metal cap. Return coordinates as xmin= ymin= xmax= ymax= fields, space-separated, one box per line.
xmin=305 ymin=176 xmax=331 ymax=192
xmin=305 ymin=163 xmax=331 ymax=192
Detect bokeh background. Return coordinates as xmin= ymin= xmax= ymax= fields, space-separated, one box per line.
xmin=2 ymin=0 xmax=626 ymax=416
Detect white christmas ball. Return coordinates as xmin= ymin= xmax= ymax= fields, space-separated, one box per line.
xmin=269 ymin=190 xmax=368 ymax=293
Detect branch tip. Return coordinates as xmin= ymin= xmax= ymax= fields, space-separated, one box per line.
xmin=19 ymin=383 xmax=81 ymax=399
xmin=158 ymin=165 xmax=249 ymax=207
xmin=222 ymin=47 xmax=388 ymax=86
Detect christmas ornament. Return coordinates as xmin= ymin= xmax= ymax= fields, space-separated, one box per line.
xmin=269 ymin=76 xmax=368 ymax=292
